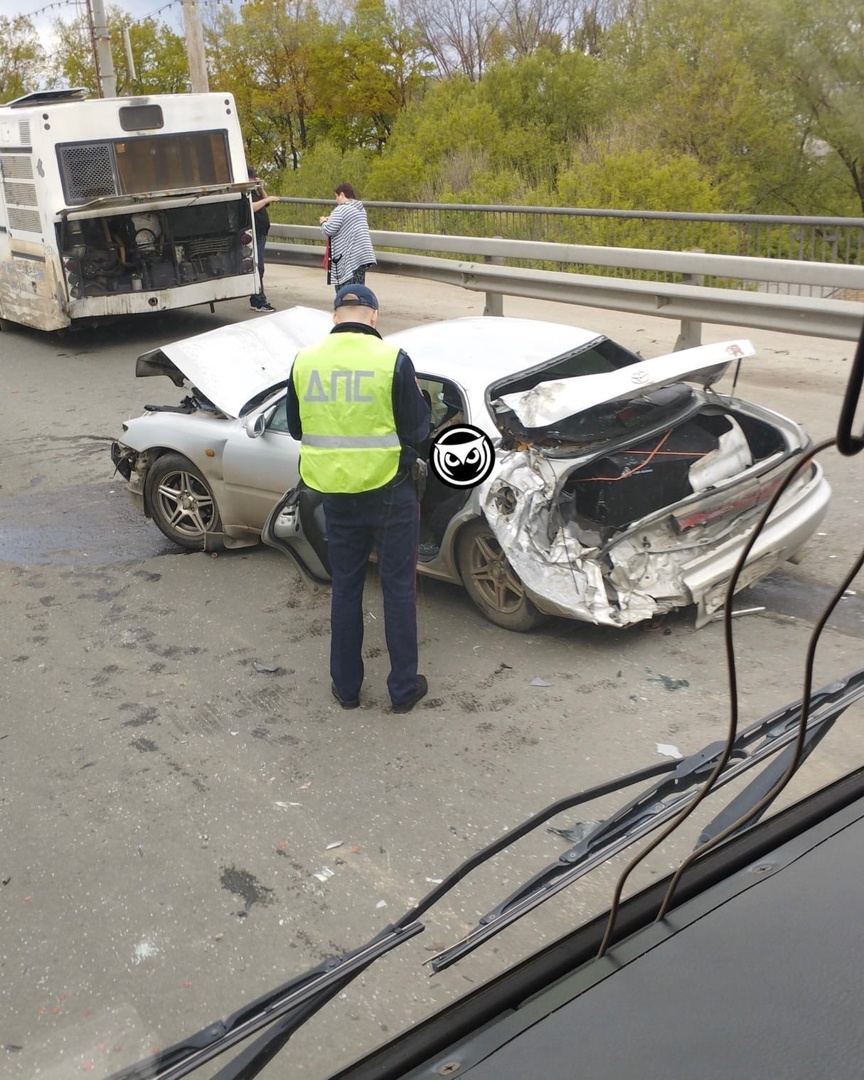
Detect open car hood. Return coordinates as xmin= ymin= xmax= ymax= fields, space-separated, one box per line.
xmin=497 ymin=340 xmax=754 ymax=429
xmin=135 ymin=306 xmax=333 ymax=418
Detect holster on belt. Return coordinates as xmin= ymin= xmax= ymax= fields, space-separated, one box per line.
xmin=411 ymin=459 xmax=428 ymax=501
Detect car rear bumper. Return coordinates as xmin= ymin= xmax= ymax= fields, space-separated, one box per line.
xmin=682 ymin=460 xmax=831 ymax=625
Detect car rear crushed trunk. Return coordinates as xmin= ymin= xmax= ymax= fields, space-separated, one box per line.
xmin=481 ymin=399 xmax=826 ymax=628
xmin=556 ymin=408 xmax=783 ymax=537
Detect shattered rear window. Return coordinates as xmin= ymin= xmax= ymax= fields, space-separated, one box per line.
xmin=490 ymin=337 xmax=643 ymax=399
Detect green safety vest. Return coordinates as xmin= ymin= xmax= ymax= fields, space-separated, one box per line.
xmin=292 ymin=332 xmax=402 ymax=494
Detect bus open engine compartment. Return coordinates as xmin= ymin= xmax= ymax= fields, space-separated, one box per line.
xmin=56 ymin=199 xmax=255 ymax=299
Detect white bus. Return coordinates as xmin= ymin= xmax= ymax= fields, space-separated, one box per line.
xmin=0 ymin=88 xmax=259 ymax=332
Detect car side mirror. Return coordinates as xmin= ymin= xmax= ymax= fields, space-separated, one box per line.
xmin=245 ymin=413 xmax=267 ymax=439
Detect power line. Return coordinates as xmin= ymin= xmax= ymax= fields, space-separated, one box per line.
xmin=12 ymin=0 xmax=79 ymax=19
xmin=11 ymin=0 xmax=239 ymax=27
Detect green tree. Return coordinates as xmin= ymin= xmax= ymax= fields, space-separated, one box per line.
xmin=366 ymin=76 xmax=506 ymax=199
xmin=476 ymin=48 xmax=614 ymax=188
xmin=310 ymin=0 xmax=430 ymax=152
xmin=763 ymin=0 xmax=864 ymax=214
xmin=479 ymin=49 xmax=609 ymax=143
xmin=207 ymin=0 xmax=322 ymax=173
xmin=558 ymin=147 xmax=722 ymax=212
xmin=604 ymin=0 xmax=808 ymax=211
xmin=276 ymin=138 xmax=374 ymax=201
xmin=0 ymin=16 xmax=46 ymax=101
xmin=117 ymin=17 xmax=188 ymax=95
xmin=50 ymin=8 xmax=188 ymax=95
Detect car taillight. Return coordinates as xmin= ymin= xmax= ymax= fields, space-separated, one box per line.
xmin=242 ymin=257 xmax=254 ymax=272
xmin=240 ymin=232 xmax=252 ymax=245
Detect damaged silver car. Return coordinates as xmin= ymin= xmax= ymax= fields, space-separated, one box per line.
xmin=111 ymin=309 xmax=830 ymax=631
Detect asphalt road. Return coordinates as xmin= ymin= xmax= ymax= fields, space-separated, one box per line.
xmin=2 ymin=266 xmax=864 ymax=1079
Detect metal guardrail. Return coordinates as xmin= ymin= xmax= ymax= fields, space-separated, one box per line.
xmin=270 ymin=199 xmax=864 ymax=283
xmin=267 ymin=223 xmax=864 ymax=345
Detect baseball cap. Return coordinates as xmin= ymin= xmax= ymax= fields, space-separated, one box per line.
xmin=334 ymin=284 xmax=379 ymax=310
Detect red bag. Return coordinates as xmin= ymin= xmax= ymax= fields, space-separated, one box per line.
xmin=322 ymin=238 xmax=331 ymax=284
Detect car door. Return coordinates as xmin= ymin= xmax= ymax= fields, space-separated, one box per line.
xmin=261 ymin=484 xmax=332 ymax=584
xmin=220 ymin=393 xmax=301 ymax=530
xmin=259 ymin=373 xmax=470 ymax=580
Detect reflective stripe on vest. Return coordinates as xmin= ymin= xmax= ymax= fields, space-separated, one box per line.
xmin=302 ymin=433 xmax=400 ymax=448
xmin=293 ymin=333 xmax=401 ymax=493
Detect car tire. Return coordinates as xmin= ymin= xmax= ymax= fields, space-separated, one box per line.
xmin=455 ymin=518 xmax=547 ymax=632
xmin=144 ymin=452 xmax=224 ymax=551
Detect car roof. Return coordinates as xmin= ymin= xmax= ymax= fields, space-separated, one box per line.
xmin=385 ymin=317 xmax=602 ymax=398
xmin=140 ymin=312 xmax=602 ymax=419
xmin=140 ymin=311 xmax=750 ymax=425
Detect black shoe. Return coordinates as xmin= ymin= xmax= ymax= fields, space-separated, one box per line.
xmin=331 ymin=683 xmax=360 ymax=710
xmin=418 ymin=540 xmax=439 ymax=561
xmin=391 ymin=675 xmax=428 ymax=714
xmin=257 ymin=301 xmax=276 ymax=313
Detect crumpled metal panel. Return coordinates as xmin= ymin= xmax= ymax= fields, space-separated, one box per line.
xmin=478 ymin=443 xmax=778 ymax=628
xmin=498 ymin=339 xmax=754 ymax=428
xmin=480 ymin=451 xmax=628 ymax=627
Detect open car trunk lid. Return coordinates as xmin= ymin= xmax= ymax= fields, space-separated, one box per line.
xmin=496 ymin=340 xmax=754 ymax=429
xmin=135 ymin=306 xmax=333 ymax=418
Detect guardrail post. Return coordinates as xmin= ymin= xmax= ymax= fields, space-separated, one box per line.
xmin=483 ymin=242 xmax=504 ymax=316
xmin=674 ymin=250 xmax=704 ymax=351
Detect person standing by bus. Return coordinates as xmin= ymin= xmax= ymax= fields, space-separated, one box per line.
xmin=249 ymin=166 xmax=278 ymax=312
xmin=319 ymin=183 xmax=377 ymax=291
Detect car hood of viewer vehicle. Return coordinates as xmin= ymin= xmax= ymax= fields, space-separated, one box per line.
xmin=497 ymin=339 xmax=755 ymax=429
xmin=135 ymin=306 xmax=334 ymax=418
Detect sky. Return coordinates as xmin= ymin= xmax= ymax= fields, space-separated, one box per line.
xmin=2 ymin=0 xmax=242 ymax=37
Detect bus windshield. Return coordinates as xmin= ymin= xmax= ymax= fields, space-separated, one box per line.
xmin=57 ymin=130 xmax=232 ymax=204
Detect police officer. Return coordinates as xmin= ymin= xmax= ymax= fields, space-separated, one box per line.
xmin=286 ymin=284 xmax=432 ymax=712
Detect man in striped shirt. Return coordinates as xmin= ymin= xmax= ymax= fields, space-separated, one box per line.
xmin=319 ymin=183 xmax=377 ymax=291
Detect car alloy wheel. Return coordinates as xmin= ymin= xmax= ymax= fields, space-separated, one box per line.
xmin=144 ymin=452 xmax=224 ymax=551
xmin=456 ymin=518 xmax=546 ymax=632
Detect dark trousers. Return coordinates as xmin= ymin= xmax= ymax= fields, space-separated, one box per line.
xmin=323 ymin=479 xmax=420 ymax=706
xmin=251 ymin=233 xmax=268 ymax=304
xmin=334 ymin=264 xmax=370 ymax=292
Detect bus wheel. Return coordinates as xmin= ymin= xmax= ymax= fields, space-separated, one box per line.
xmin=145 ymin=453 xmax=225 ymax=551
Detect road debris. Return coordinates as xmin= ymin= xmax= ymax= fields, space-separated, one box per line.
xmin=646 ymin=671 xmax=690 ymax=691
xmin=548 ymin=820 xmax=604 ymax=843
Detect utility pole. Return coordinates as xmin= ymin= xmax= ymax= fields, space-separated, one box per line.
xmin=181 ymin=0 xmax=210 ymax=93
xmin=89 ymin=0 xmax=117 ymax=98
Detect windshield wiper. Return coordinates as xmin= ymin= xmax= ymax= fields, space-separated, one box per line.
xmin=107 ymin=760 xmax=676 ymax=1080
xmin=427 ymin=667 xmax=864 ymax=972
xmin=107 ymin=669 xmax=864 ymax=1079
xmin=107 ymin=924 xmax=423 ymax=1080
